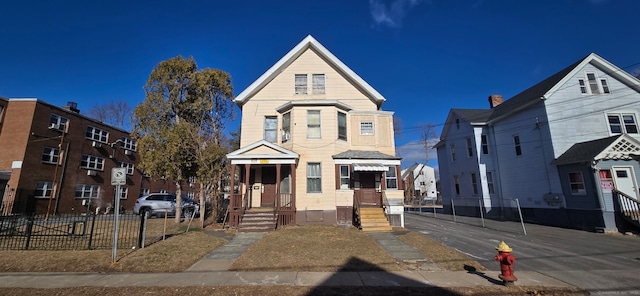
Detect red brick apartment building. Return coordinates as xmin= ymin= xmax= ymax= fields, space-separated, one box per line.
xmin=0 ymin=97 xmax=182 ymax=215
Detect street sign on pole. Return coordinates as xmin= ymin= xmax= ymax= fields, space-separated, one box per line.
xmin=111 ymin=168 xmax=127 ymax=185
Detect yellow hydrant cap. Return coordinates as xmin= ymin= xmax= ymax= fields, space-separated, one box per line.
xmin=496 ymin=241 xmax=513 ymax=252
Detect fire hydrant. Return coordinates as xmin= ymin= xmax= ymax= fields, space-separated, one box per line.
xmin=494 ymin=241 xmax=518 ymax=286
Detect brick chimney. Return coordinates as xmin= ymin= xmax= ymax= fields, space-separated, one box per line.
xmin=488 ymin=94 xmax=503 ymax=108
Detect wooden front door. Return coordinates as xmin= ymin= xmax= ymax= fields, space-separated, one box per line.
xmin=358 ymin=173 xmax=380 ymax=206
xmin=261 ymin=166 xmax=276 ymax=207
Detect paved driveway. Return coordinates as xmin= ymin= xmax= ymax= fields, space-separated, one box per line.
xmin=404 ymin=211 xmax=640 ymax=295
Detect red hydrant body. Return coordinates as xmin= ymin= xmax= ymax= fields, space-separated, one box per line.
xmin=494 ymin=241 xmax=518 ymax=285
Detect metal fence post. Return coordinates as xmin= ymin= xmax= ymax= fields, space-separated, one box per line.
xmin=24 ymin=215 xmax=34 ymax=250
xmin=138 ymin=213 xmax=146 ymax=249
xmin=479 ymin=198 xmax=485 ymax=228
xmin=451 ymin=199 xmax=456 ymax=222
xmin=515 ymin=198 xmax=527 ymax=235
xmin=87 ymin=213 xmax=97 ymax=250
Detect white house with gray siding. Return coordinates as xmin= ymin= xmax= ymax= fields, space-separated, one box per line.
xmin=436 ymin=53 xmax=640 ymax=232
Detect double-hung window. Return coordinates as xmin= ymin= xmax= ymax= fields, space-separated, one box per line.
xmin=453 ymin=175 xmax=460 ymax=195
xmin=481 ymin=135 xmax=489 ymax=154
xmin=312 ymin=74 xmax=325 ymax=94
xmin=34 ymin=181 xmax=53 ymax=198
xmin=42 ymin=147 xmax=60 ymax=164
xmin=282 ymin=112 xmax=291 ymax=142
xmin=450 ymin=144 xmax=456 ymax=161
xmin=118 ymin=187 xmax=128 ymax=199
xmin=295 ymin=74 xmax=307 ymax=94
xmin=513 ymin=135 xmax=522 ymax=156
xmin=486 ymin=171 xmax=495 ymax=194
xmin=386 ymin=167 xmax=398 ymax=189
xmin=49 ymin=114 xmax=69 ymax=132
xmin=339 ymin=165 xmax=350 ymax=189
xmin=120 ymin=162 xmax=135 ymax=175
xmin=307 ymin=110 xmax=321 ymax=139
xmin=578 ymin=72 xmax=611 ymax=95
xmin=86 ymin=126 xmax=108 ymax=143
xmin=607 ymin=113 xmax=638 ymax=134
xmin=337 ymin=112 xmax=347 ymax=140
xmin=466 ymin=137 xmax=473 ymax=157
xmin=307 ymin=163 xmax=322 ymax=193
xmin=471 ymin=173 xmax=478 ymax=195
xmin=569 ymin=172 xmax=586 ymax=195
xmin=75 ymin=184 xmax=100 ymax=199
xmin=81 ymin=154 xmax=104 ymax=170
xmin=264 ymin=116 xmax=277 ymax=143
xmin=121 ymin=137 xmax=137 ymax=151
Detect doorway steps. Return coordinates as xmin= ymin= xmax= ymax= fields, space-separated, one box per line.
xmin=238 ymin=208 xmax=277 ymax=233
xmin=359 ymin=207 xmax=392 ymax=232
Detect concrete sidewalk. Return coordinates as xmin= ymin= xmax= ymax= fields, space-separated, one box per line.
xmin=0 ymin=230 xmax=576 ymax=289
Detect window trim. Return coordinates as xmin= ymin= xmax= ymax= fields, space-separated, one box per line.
xmin=86 ymin=126 xmax=109 ymax=143
xmin=513 ymin=135 xmax=522 ymax=156
xmin=120 ymin=162 xmax=135 ymax=175
xmin=465 ymin=137 xmax=473 ymax=157
xmin=360 ymin=121 xmax=374 ymax=135
xmin=307 ymin=162 xmax=322 ymax=193
xmin=295 ymin=74 xmax=308 ymax=95
xmin=264 ymin=116 xmax=277 ymax=143
xmin=307 ymin=110 xmax=321 ymax=139
xmin=121 ymin=137 xmax=137 ymax=151
xmin=34 ymin=181 xmax=53 ymax=199
xmin=481 ymin=134 xmax=489 ymax=154
xmin=471 ymin=173 xmax=478 ymax=195
xmin=386 ymin=166 xmax=398 ymax=189
xmin=568 ymin=171 xmax=586 ymax=195
xmin=312 ymin=74 xmax=325 ymax=94
xmin=607 ymin=113 xmax=639 ymax=135
xmin=42 ymin=147 xmax=60 ymax=164
xmin=486 ymin=171 xmax=495 ymax=194
xmin=337 ymin=111 xmax=347 ymax=141
xmin=49 ymin=114 xmax=69 ymax=132
xmin=339 ymin=165 xmax=350 ymax=189
xmin=75 ymin=184 xmax=101 ymax=199
xmin=81 ymin=154 xmax=105 ymax=170
xmin=282 ymin=112 xmax=291 ymax=143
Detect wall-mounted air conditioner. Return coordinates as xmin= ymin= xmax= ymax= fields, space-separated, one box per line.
xmin=48 ymin=123 xmax=58 ymax=130
xmin=124 ymin=150 xmax=132 ymax=155
xmin=281 ymin=132 xmax=291 ymax=142
xmin=92 ymin=141 xmax=102 ymax=148
xmin=87 ymin=170 xmax=97 ymax=176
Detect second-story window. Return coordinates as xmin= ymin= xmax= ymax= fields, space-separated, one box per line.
xmin=264 ymin=116 xmax=277 ymax=143
xmin=307 ymin=110 xmax=321 ymax=139
xmin=481 ymin=134 xmax=489 ymax=154
xmin=450 ymin=144 xmax=456 ymax=162
xmin=360 ymin=121 xmax=374 ymax=135
xmin=86 ymin=126 xmax=108 ymax=143
xmin=466 ymin=137 xmax=473 ymax=157
xmin=607 ymin=113 xmax=638 ymax=134
xmin=337 ymin=112 xmax=347 ymax=140
xmin=312 ymin=74 xmax=325 ymax=94
xmin=579 ymin=72 xmax=611 ymax=95
xmin=120 ymin=162 xmax=135 ymax=175
xmin=514 ymin=135 xmax=522 ymax=156
xmin=295 ymin=74 xmax=307 ymax=94
xmin=81 ymin=154 xmax=104 ymax=170
xmin=75 ymin=184 xmax=100 ymax=199
xmin=42 ymin=147 xmax=60 ymax=164
xmin=49 ymin=114 xmax=69 ymax=132
xmin=471 ymin=173 xmax=478 ymax=195
xmin=121 ymin=137 xmax=137 ymax=151
xmin=282 ymin=112 xmax=291 ymax=142
xmin=34 ymin=181 xmax=53 ymax=199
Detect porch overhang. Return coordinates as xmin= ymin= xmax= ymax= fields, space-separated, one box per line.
xmin=353 ymin=163 xmax=389 ymax=172
xmin=227 ymin=140 xmax=299 ymax=165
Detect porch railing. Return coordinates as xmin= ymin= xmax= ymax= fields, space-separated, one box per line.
xmin=614 ymin=190 xmax=640 ymax=225
xmin=277 ymin=193 xmax=295 ymax=227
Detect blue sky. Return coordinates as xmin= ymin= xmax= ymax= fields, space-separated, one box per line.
xmin=2 ymin=0 xmax=639 ymax=170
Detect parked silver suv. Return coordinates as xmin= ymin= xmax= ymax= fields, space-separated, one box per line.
xmin=133 ymin=193 xmax=199 ymax=218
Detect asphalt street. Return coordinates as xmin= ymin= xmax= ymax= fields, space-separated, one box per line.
xmin=404 ymin=211 xmax=640 ymax=295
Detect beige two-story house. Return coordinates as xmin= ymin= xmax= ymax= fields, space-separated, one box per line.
xmin=227 ymin=35 xmax=404 ymax=232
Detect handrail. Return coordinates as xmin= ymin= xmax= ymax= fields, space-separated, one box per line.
xmin=614 ymin=189 xmax=640 ymax=223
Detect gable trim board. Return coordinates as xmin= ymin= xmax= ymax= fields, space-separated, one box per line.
xmin=234 ymin=35 xmax=386 ymax=108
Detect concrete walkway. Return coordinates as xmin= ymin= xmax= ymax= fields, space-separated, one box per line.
xmin=0 ymin=230 xmax=576 ymax=289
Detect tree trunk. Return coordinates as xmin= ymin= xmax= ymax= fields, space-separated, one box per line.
xmin=175 ymin=181 xmax=182 ymax=224
xmin=199 ymin=183 xmax=205 ymax=228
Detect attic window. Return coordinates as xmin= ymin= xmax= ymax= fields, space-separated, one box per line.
xmin=312 ymin=74 xmax=325 ymax=94
xmin=580 ymin=72 xmax=610 ymax=95
xmin=295 ymin=74 xmax=307 ymax=95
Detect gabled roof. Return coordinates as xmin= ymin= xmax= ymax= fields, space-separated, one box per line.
xmin=489 ymin=53 xmax=640 ymax=123
xmin=226 ymin=140 xmax=299 ymax=160
xmin=554 ymin=134 xmax=640 ymax=165
xmin=234 ymin=35 xmax=386 ymax=107
xmin=439 ymin=53 xmax=640 ymax=141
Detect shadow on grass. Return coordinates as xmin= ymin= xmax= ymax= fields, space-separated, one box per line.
xmin=304 ymin=257 xmax=463 ymax=296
